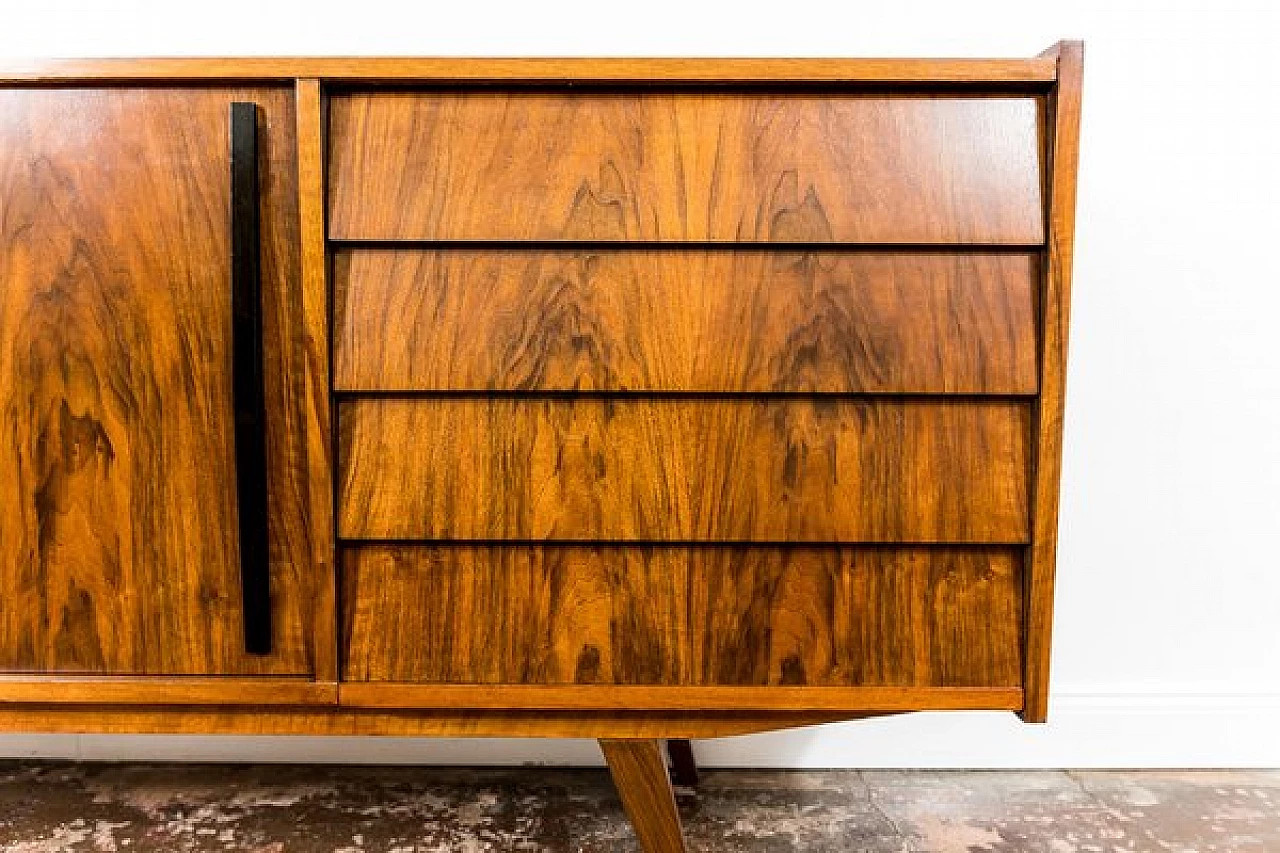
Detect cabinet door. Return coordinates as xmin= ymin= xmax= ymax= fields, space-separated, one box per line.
xmin=0 ymin=88 xmax=317 ymax=675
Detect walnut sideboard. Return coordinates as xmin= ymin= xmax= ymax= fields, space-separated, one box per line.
xmin=0 ymin=44 xmax=1083 ymax=851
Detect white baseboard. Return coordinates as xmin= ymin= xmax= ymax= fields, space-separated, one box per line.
xmin=694 ymin=692 xmax=1280 ymax=769
xmin=2 ymin=692 xmax=1277 ymax=767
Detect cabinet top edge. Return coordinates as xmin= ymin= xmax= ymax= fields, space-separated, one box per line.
xmin=0 ymin=54 xmax=1065 ymax=84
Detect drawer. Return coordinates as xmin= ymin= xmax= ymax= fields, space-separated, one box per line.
xmin=337 ymin=399 xmax=1031 ymax=542
xmin=328 ymin=92 xmax=1044 ymax=243
xmin=334 ymin=249 xmax=1040 ymax=394
xmin=342 ymin=545 xmax=1024 ymax=688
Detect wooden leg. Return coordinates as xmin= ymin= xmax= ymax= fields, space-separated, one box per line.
xmin=666 ymin=738 xmax=699 ymax=787
xmin=600 ymin=739 xmax=688 ymax=853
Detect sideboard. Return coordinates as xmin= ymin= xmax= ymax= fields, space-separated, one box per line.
xmin=0 ymin=43 xmax=1083 ymax=851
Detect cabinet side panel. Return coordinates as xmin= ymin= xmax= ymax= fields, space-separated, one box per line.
xmin=1024 ymin=42 xmax=1084 ymax=722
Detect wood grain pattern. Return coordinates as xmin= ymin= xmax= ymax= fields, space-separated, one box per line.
xmin=337 ymin=399 xmax=1032 ymax=542
xmin=0 ymin=677 xmax=335 ymax=706
xmin=338 ymin=684 xmax=1022 ymax=712
xmin=0 ymin=88 xmax=314 ymax=674
xmin=342 ymin=546 xmax=1024 ymax=688
xmin=0 ymin=47 xmax=1076 ymax=758
xmin=600 ymin=739 xmax=688 ymax=853
xmin=294 ymin=79 xmax=339 ymax=682
xmin=328 ymin=93 xmax=1045 ymax=243
xmin=1024 ymin=41 xmax=1084 ymax=723
xmin=0 ymin=708 xmax=868 ymax=738
xmin=0 ymin=56 xmax=1059 ymax=84
xmin=334 ymin=249 xmax=1040 ymax=394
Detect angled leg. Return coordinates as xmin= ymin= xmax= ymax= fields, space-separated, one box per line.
xmin=666 ymin=739 xmax=699 ymax=787
xmin=600 ymin=739 xmax=688 ymax=853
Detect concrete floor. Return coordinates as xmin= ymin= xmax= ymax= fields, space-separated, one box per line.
xmin=0 ymin=763 xmax=1276 ymax=852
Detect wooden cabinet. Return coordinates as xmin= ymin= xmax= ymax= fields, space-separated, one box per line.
xmin=0 ymin=45 xmax=1083 ymax=853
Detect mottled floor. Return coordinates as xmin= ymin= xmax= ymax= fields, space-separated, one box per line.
xmin=0 ymin=763 xmax=1276 ymax=852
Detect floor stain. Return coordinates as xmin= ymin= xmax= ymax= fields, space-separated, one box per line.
xmin=0 ymin=764 xmax=1275 ymax=852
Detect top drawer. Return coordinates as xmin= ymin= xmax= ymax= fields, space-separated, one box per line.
xmin=328 ymin=92 xmax=1045 ymax=243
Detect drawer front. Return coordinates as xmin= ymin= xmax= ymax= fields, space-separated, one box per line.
xmin=337 ymin=399 xmax=1031 ymax=542
xmin=342 ymin=545 xmax=1024 ymax=688
xmin=328 ymin=92 xmax=1044 ymax=243
xmin=334 ymin=249 xmax=1040 ymax=394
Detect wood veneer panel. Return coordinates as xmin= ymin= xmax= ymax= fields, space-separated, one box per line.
xmin=0 ymin=677 xmax=336 ymax=706
xmin=0 ymin=88 xmax=313 ymax=675
xmin=334 ymin=249 xmax=1040 ymax=394
xmin=342 ymin=546 xmax=1024 ymax=688
xmin=338 ymin=684 xmax=1022 ymax=712
xmin=328 ymin=93 xmax=1044 ymax=243
xmin=294 ymin=79 xmax=340 ymax=682
xmin=1024 ymin=41 xmax=1084 ymax=723
xmin=0 ymin=57 xmax=1059 ymax=84
xmin=0 ymin=708 xmax=871 ymax=738
xmin=337 ymin=399 xmax=1031 ymax=542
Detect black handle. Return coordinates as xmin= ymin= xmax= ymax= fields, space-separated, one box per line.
xmin=230 ymin=102 xmax=272 ymax=655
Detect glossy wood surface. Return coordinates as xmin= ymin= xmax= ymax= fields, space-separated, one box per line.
xmin=334 ymin=249 xmax=1040 ymax=394
xmin=600 ymin=740 xmax=688 ymax=853
xmin=1024 ymin=41 xmax=1084 ymax=723
xmin=0 ymin=56 xmax=1058 ymax=83
xmin=338 ymin=399 xmax=1031 ymax=542
xmin=328 ymin=93 xmax=1044 ymax=243
xmin=0 ymin=87 xmax=315 ymax=675
xmin=0 ymin=707 xmax=865 ymax=739
xmin=338 ymin=683 xmax=1021 ymax=712
xmin=0 ymin=46 xmax=1079 ymax=770
xmin=0 ymin=677 xmax=336 ymax=706
xmin=342 ymin=546 xmax=1023 ymax=688
xmin=294 ymin=79 xmax=340 ymax=681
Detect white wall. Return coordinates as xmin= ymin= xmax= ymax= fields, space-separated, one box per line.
xmin=2 ymin=0 xmax=1278 ymax=768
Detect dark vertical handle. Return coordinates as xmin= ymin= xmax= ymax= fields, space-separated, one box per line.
xmin=230 ymin=102 xmax=271 ymax=655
